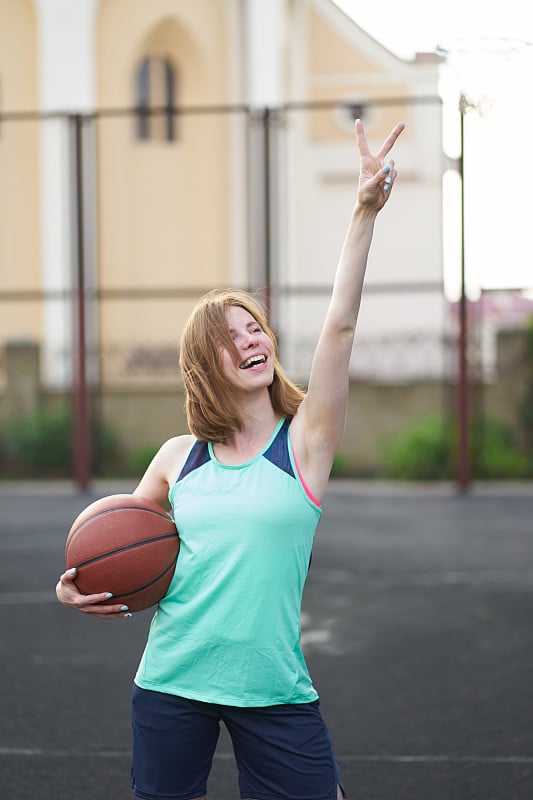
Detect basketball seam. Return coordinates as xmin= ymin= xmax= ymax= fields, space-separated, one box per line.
xmin=68 ymin=506 xmax=174 ymax=543
xmin=71 ymin=532 xmax=178 ymax=569
xmin=106 ymin=554 xmax=179 ymax=600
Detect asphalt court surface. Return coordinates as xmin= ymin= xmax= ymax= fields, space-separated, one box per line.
xmin=1 ymin=481 xmax=533 ymax=800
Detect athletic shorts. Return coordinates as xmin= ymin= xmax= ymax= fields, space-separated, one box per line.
xmin=131 ymin=684 xmax=346 ymax=800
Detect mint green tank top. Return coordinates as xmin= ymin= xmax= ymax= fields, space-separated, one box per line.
xmin=134 ymin=417 xmax=322 ymax=707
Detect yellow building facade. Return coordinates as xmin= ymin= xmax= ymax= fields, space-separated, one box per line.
xmin=0 ymin=0 xmax=443 ymax=388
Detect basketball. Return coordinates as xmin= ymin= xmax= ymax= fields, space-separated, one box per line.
xmin=65 ymin=494 xmax=179 ymax=612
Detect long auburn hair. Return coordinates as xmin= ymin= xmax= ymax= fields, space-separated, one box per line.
xmin=179 ymin=289 xmax=305 ymax=443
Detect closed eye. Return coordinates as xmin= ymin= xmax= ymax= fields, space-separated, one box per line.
xmin=229 ymin=325 xmax=263 ymax=339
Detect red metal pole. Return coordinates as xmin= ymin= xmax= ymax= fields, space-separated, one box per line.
xmin=72 ymin=114 xmax=91 ymax=491
xmin=263 ymin=106 xmax=272 ymax=318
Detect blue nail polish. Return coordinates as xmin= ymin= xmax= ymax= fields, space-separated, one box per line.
xmin=105 ymin=593 xmax=114 ymax=599
xmin=124 ymin=613 xmax=133 ymax=619
xmin=384 ymin=184 xmax=391 ymax=191
xmin=68 ymin=567 xmax=77 ymax=575
xmin=120 ymin=605 xmax=129 ymax=611
xmin=383 ymin=165 xmax=391 ymax=174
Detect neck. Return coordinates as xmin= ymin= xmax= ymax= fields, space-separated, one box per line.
xmin=226 ymin=392 xmax=280 ymax=451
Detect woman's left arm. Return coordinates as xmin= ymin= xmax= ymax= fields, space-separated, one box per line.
xmin=291 ymin=119 xmax=405 ymax=498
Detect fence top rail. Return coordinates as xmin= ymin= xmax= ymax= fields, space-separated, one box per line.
xmin=0 ymin=94 xmax=442 ymax=123
xmin=0 ymin=281 xmax=447 ymax=303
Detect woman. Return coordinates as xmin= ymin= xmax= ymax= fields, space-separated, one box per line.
xmin=57 ymin=119 xmax=405 ymax=800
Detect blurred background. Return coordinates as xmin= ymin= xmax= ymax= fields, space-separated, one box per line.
xmin=0 ymin=0 xmax=532 ymax=489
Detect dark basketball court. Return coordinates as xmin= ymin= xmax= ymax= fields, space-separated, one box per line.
xmin=1 ymin=480 xmax=533 ymax=800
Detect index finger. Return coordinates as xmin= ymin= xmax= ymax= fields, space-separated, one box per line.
xmin=377 ymin=122 xmax=406 ymax=159
xmin=354 ymin=118 xmax=370 ymax=156
xmin=57 ymin=569 xmax=113 ymax=605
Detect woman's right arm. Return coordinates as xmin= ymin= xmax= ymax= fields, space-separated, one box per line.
xmin=56 ymin=434 xmax=194 ymax=619
xmin=55 ymin=570 xmax=131 ymax=619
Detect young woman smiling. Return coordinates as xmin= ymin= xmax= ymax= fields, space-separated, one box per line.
xmin=56 ymin=118 xmax=405 ymax=800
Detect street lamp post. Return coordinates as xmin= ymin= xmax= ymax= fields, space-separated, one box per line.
xmin=457 ymin=95 xmax=470 ymax=492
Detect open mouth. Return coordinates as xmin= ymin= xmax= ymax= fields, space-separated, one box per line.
xmin=239 ymin=355 xmax=267 ymax=370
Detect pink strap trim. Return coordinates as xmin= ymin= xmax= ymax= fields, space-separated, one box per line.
xmin=293 ymin=454 xmax=322 ymax=508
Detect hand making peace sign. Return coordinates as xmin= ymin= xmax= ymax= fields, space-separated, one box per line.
xmin=355 ymin=118 xmax=405 ymax=213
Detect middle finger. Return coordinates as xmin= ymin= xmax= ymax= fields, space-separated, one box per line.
xmin=377 ymin=122 xmax=405 ymax=160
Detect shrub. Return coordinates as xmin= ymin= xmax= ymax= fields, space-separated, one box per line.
xmin=471 ymin=418 xmax=529 ymax=479
xmin=3 ymin=408 xmax=72 ymax=473
xmin=330 ymin=451 xmax=354 ymax=477
xmin=0 ymin=407 xmax=118 ymax=478
xmin=383 ymin=415 xmax=529 ymax=481
xmin=126 ymin=443 xmax=161 ymax=477
xmin=384 ymin=417 xmax=453 ymax=480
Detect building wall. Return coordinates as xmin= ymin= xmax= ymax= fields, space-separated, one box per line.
xmin=95 ymin=0 xmax=242 ymax=378
xmin=280 ymin=0 xmax=443 ymax=380
xmin=0 ymin=0 xmax=444 ymax=392
xmin=0 ymin=0 xmax=41 ymax=347
xmin=97 ymin=379 xmax=450 ymax=475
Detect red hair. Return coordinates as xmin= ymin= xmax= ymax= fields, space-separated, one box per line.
xmin=179 ymin=289 xmax=304 ymax=442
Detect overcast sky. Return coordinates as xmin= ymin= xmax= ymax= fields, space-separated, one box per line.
xmin=333 ymin=1 xmax=533 ymax=295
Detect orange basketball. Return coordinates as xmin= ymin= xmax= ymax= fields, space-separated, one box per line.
xmin=65 ymin=494 xmax=179 ymax=612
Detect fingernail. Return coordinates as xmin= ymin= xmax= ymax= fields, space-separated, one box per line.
xmin=105 ymin=593 xmax=114 ymax=599
xmin=385 ymin=176 xmax=392 ymax=185
xmin=124 ymin=613 xmax=132 ymax=619
xmin=120 ymin=605 xmax=129 ymax=611
xmin=384 ymin=184 xmax=390 ymax=191
xmin=383 ymin=165 xmax=391 ymax=174
xmin=68 ymin=567 xmax=77 ymax=575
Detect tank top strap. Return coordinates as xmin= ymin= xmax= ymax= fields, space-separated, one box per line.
xmin=262 ymin=417 xmax=295 ymax=478
xmin=176 ymin=440 xmax=210 ymax=483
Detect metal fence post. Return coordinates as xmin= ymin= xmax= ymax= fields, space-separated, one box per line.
xmin=457 ymin=99 xmax=470 ymax=492
xmin=71 ymin=113 xmax=91 ymax=491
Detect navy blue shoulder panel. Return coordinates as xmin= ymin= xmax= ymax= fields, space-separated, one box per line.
xmin=263 ymin=417 xmax=295 ymax=478
xmin=176 ymin=440 xmax=210 ymax=483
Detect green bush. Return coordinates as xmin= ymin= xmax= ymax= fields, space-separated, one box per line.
xmin=0 ymin=407 xmax=118 ymax=478
xmin=2 ymin=408 xmax=72 ymax=473
xmin=330 ymin=451 xmax=353 ymax=477
xmin=384 ymin=417 xmax=453 ymax=480
xmin=126 ymin=443 xmax=161 ymax=477
xmin=91 ymin=418 xmax=121 ymax=476
xmin=471 ymin=418 xmax=529 ymax=479
xmin=384 ymin=415 xmax=530 ymax=481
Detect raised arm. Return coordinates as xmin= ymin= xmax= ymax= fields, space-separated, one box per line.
xmin=290 ymin=119 xmax=405 ymax=499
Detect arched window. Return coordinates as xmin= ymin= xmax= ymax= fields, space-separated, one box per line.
xmin=334 ymin=103 xmax=366 ymax=134
xmin=135 ymin=57 xmax=177 ymax=142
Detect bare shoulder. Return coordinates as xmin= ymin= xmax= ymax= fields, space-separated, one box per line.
xmin=133 ymin=434 xmax=196 ymax=509
xmin=157 ymin=434 xmax=196 ymax=483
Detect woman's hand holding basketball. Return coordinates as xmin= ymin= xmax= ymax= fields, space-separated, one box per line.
xmin=56 ymin=568 xmax=132 ymax=620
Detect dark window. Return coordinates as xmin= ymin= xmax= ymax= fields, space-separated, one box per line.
xmin=344 ymin=103 xmax=364 ymax=123
xmin=334 ymin=103 xmax=367 ymax=134
xmin=135 ymin=57 xmax=176 ymax=142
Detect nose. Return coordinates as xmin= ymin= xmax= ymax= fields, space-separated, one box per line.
xmin=241 ymin=330 xmax=258 ymax=348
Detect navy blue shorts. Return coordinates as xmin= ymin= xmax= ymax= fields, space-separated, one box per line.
xmin=131 ymin=685 xmax=346 ymax=800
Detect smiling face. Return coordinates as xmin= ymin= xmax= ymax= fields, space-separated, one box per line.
xmin=220 ymin=305 xmax=275 ymax=392
xmin=180 ymin=288 xmax=304 ymax=442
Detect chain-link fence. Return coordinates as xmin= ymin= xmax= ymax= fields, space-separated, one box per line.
xmin=1 ymin=98 xmax=529 ymax=486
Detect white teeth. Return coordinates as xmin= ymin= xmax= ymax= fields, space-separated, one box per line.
xmin=239 ymin=355 xmax=266 ymax=369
